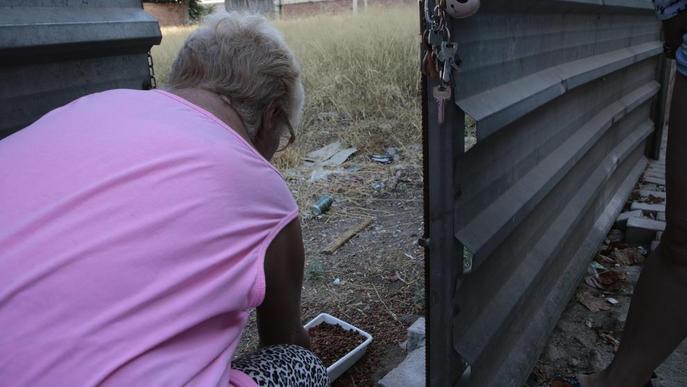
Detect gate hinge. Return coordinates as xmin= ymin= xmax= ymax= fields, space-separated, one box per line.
xmin=145 ymin=51 xmax=157 ymax=90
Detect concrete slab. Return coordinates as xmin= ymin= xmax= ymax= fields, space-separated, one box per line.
xmin=644 ymin=173 xmax=665 ymax=181
xmin=630 ymin=202 xmax=666 ymax=213
xmin=638 ymin=190 xmax=666 ymax=199
xmin=406 ymin=318 xmax=425 ymax=352
xmin=646 ymin=167 xmax=665 ymax=174
xmin=615 ymin=210 xmax=642 ymax=228
xmin=626 ymin=217 xmax=666 ymax=244
xmin=643 ymin=176 xmax=666 ymax=186
xmin=627 ymin=217 xmax=666 ymax=231
xmin=378 ymin=347 xmax=425 ymax=387
xmin=640 ymin=184 xmax=661 ymax=192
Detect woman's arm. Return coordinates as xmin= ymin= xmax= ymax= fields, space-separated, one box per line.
xmin=257 ymin=218 xmax=310 ymax=348
xmin=662 ymin=10 xmax=687 ymax=59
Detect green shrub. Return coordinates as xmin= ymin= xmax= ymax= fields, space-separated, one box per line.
xmin=143 ymin=0 xmax=213 ymax=22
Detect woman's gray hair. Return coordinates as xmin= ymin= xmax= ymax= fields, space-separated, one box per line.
xmin=168 ymin=12 xmax=304 ymax=139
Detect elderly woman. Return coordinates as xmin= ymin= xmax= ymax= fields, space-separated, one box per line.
xmin=0 ymin=13 xmax=328 ymax=387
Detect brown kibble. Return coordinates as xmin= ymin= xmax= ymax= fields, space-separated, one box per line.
xmin=309 ymin=323 xmax=366 ymax=367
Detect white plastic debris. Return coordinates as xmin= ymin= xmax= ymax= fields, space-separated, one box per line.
xmin=607 ymin=297 xmax=619 ymax=305
xmin=333 ymin=278 xmax=342 ymax=286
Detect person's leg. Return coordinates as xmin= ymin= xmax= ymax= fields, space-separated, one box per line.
xmin=578 ymin=63 xmax=687 ymax=387
xmin=232 ymin=344 xmax=329 ymax=387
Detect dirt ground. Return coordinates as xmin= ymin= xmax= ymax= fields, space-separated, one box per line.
xmin=529 ymin=130 xmax=687 ymax=387
xmin=530 ymin=238 xmax=687 ymax=387
xmin=237 ymin=140 xmax=426 ymax=386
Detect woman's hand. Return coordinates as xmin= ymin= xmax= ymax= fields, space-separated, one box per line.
xmin=663 ymin=11 xmax=687 ymax=59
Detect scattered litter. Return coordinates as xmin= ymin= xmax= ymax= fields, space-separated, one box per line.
xmin=640 ymin=183 xmax=659 ymax=192
xmin=322 ymin=218 xmax=374 ymax=254
xmin=311 ymin=195 xmax=334 ymax=216
xmin=611 ymin=247 xmax=644 ymax=266
xmin=638 ymin=246 xmax=648 ymax=256
xmin=645 ymin=195 xmax=666 ymax=204
xmin=590 ymin=261 xmax=608 ymax=272
xmin=585 ymin=271 xmax=621 ymax=291
xmin=321 ymin=147 xmax=357 ymax=167
xmin=387 ymin=271 xmax=402 ymax=283
xmin=607 ymin=297 xmax=619 ymax=305
xmin=385 ymin=147 xmax=400 ymax=161
xmin=607 ymin=229 xmax=624 ymax=243
xmin=585 ymin=270 xmax=627 ymax=292
xmin=333 ymin=278 xmax=342 ymax=286
xmin=595 ymin=254 xmax=615 ymax=265
xmin=305 ymin=142 xmax=344 ymax=164
xmin=404 ymin=253 xmax=418 ymax=260
xmin=304 ymin=142 xmax=357 ymax=167
xmin=370 ymin=147 xmax=401 ymax=164
xmin=371 ymin=181 xmax=385 ymax=191
xmin=598 ymin=331 xmax=621 ymax=351
xmin=370 ymin=154 xmax=394 ymax=164
xmin=598 ymin=270 xmax=627 ymax=286
xmin=585 ymin=320 xmax=593 ymax=328
xmin=576 ymin=289 xmax=611 ymax=312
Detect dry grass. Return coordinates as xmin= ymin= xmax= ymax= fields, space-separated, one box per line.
xmin=151 ymin=6 xmax=422 ymax=170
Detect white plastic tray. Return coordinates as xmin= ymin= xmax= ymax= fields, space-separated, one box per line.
xmin=304 ymin=313 xmax=374 ymax=382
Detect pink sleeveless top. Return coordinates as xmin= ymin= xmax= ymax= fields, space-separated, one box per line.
xmin=0 ymin=89 xmax=298 ymax=386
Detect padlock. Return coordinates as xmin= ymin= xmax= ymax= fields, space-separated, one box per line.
xmin=445 ymin=0 xmax=480 ymax=19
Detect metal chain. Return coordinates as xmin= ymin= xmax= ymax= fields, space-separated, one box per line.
xmin=146 ymin=51 xmax=157 ymax=90
xmin=422 ymin=0 xmax=457 ymax=87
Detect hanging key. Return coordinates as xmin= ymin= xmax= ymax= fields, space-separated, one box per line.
xmin=437 ymin=41 xmax=458 ymax=84
xmin=442 ymin=59 xmax=453 ymax=84
xmin=433 ymin=85 xmax=452 ymax=125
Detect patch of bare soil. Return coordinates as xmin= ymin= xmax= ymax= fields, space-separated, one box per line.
xmin=529 ymin=194 xmax=687 ymax=387
xmin=237 ymin=144 xmax=425 ymax=386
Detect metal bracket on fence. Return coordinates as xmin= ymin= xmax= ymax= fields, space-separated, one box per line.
xmin=456 ymin=361 xmax=472 ymax=386
xmin=462 ymin=246 xmax=474 ymax=274
xmin=145 ymin=51 xmax=157 ymax=90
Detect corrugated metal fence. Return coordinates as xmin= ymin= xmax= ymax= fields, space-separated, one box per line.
xmin=0 ymin=0 xmax=161 ymax=140
xmin=423 ymin=1 xmax=668 ymax=385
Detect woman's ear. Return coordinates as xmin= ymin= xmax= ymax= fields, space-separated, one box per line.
xmin=253 ymin=102 xmax=283 ymax=160
xmin=261 ymin=102 xmax=281 ymax=135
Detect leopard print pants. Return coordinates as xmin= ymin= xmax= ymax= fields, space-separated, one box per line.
xmin=232 ymin=344 xmax=329 ymax=387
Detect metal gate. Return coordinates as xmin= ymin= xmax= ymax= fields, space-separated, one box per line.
xmin=423 ymin=1 xmax=668 ymax=385
xmin=0 ymin=0 xmax=161 ymax=139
